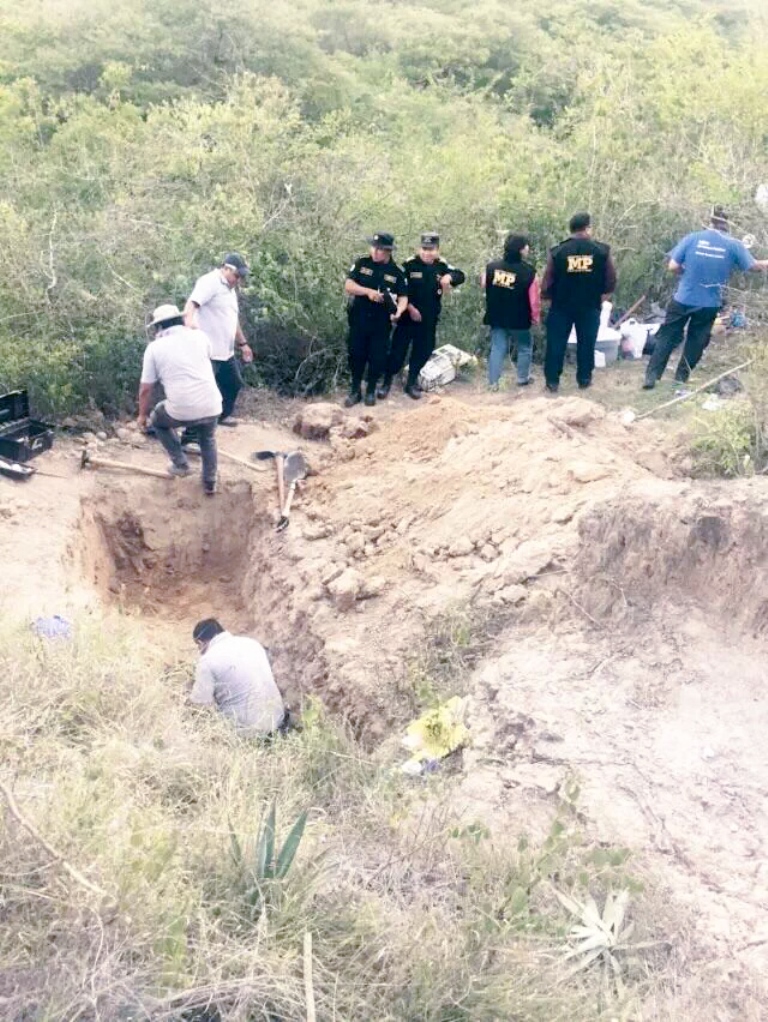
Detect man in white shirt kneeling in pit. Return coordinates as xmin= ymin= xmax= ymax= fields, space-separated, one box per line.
xmin=189 ymin=618 xmax=288 ymax=737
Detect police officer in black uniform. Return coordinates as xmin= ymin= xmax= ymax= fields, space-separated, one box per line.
xmin=379 ymin=232 xmax=465 ymax=400
xmin=541 ymin=212 xmax=617 ymax=392
xmin=344 ymin=232 xmax=408 ymax=407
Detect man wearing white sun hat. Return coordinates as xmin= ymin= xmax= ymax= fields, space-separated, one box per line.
xmin=137 ymin=303 xmax=222 ymax=495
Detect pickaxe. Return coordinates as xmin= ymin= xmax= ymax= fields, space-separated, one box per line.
xmin=79 ymin=449 xmax=173 ymax=479
xmin=0 ymin=455 xmax=67 ymax=481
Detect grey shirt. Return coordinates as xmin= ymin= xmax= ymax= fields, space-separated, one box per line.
xmin=190 ymin=632 xmax=285 ymax=735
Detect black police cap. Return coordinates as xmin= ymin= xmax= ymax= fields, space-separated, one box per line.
xmin=420 ymin=232 xmax=440 ymax=248
xmin=368 ymin=232 xmax=395 ymax=250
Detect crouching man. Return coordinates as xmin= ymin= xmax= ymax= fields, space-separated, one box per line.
xmin=189 ymin=618 xmax=288 ymax=737
xmin=138 ymin=303 xmax=221 ymax=496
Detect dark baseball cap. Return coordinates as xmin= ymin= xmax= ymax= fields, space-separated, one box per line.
xmin=420 ymin=232 xmax=440 ymax=248
xmin=223 ymin=252 xmax=250 ymax=277
xmin=368 ymin=232 xmax=395 ymax=250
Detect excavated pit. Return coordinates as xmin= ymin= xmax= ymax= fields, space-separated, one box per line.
xmin=77 ymin=478 xmax=329 ymax=710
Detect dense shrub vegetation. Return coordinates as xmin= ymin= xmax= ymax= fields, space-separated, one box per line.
xmin=0 ymin=0 xmax=766 ymax=414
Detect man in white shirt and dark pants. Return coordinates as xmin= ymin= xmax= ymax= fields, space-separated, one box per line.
xmin=137 ymin=303 xmax=222 ymax=495
xmin=189 ymin=618 xmax=287 ymax=737
xmin=184 ymin=252 xmax=253 ymax=428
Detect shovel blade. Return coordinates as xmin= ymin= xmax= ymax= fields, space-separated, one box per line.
xmin=283 ymin=451 xmax=308 ymax=484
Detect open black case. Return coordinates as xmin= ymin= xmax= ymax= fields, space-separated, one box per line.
xmin=0 ymin=390 xmax=55 ymax=463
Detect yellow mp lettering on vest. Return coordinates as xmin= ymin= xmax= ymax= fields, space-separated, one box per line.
xmin=492 ymin=269 xmax=517 ymax=288
xmin=566 ymin=255 xmax=594 ymax=273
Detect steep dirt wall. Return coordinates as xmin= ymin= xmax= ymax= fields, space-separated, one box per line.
xmin=573 ymin=480 xmax=768 ymax=636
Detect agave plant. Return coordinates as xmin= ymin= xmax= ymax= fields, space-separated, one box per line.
xmin=556 ymin=888 xmax=652 ymax=1001
xmin=229 ymin=800 xmax=308 ymax=918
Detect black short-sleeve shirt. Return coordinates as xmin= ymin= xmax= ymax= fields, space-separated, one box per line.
xmin=347 ymin=256 xmax=407 ymax=321
xmin=402 ymin=255 xmax=466 ymax=321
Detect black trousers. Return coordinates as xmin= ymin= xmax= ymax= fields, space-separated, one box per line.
xmin=645 ymin=300 xmax=719 ymax=382
xmin=347 ymin=316 xmax=391 ymax=391
xmin=387 ymin=317 xmax=438 ymax=386
xmin=213 ymin=357 xmax=243 ymax=419
xmin=545 ymin=305 xmax=600 ymax=387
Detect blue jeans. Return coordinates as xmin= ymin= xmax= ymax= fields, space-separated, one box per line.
xmin=488 ymin=328 xmax=532 ymax=385
xmin=150 ymin=401 xmax=218 ymax=487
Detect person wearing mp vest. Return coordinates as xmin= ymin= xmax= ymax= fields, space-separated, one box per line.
xmin=379 ymin=232 xmax=465 ymax=401
xmin=482 ymin=233 xmax=541 ymax=388
xmin=541 ymin=212 xmax=617 ymax=393
xmin=184 ymin=252 xmax=253 ymax=427
xmin=343 ymin=232 xmax=408 ymax=407
xmin=643 ymin=207 xmax=768 ymax=389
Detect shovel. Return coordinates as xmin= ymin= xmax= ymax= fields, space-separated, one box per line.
xmin=276 ymin=452 xmax=308 ymax=532
xmin=253 ymin=449 xmax=289 ymax=519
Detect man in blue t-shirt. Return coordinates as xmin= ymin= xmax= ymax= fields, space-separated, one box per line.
xmin=643 ymin=208 xmax=767 ymax=388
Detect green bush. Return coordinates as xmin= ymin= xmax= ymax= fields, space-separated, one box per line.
xmin=0 ymin=3 xmax=766 ymax=416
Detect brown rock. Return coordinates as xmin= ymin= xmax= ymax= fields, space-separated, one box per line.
xmin=327 ymin=568 xmax=365 ymax=611
xmin=556 ymin=398 xmax=606 ymax=429
xmin=568 ymin=461 xmax=609 ymax=484
xmin=293 ymin=402 xmax=344 ymax=440
xmin=447 ymin=536 xmax=474 ymax=558
xmin=340 ymin=417 xmax=374 ymax=440
xmin=346 ymin=533 xmax=365 ymax=554
xmin=496 ymin=539 xmax=555 ymax=584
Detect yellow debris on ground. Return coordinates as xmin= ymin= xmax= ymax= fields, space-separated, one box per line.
xmin=400 ymin=696 xmax=470 ymax=773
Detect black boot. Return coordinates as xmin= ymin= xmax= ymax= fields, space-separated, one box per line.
xmin=404 ymin=382 xmax=422 ymax=400
xmin=642 ymin=374 xmax=656 ymax=390
xmin=377 ymin=376 xmax=392 ymax=399
xmin=364 ymin=387 xmax=376 ymax=406
xmin=344 ymin=387 xmax=362 ymax=408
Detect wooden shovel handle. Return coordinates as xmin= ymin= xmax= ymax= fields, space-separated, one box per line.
xmin=275 ymin=454 xmax=286 ymax=515
xmin=217 ymin=449 xmax=268 ymax=475
xmin=83 ymin=454 xmax=172 ymax=479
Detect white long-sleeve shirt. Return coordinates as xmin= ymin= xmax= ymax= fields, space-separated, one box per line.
xmin=190 ymin=632 xmax=284 ymax=735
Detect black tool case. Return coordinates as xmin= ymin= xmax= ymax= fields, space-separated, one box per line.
xmin=0 ymin=390 xmax=55 ymax=462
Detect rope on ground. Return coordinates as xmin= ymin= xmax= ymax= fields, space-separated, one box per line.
xmin=634 ymin=359 xmax=754 ymax=421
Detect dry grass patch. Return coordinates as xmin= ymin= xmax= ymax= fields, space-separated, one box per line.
xmin=0 ymin=619 xmax=681 ymax=1021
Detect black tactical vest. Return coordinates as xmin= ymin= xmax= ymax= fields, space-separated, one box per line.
xmin=484 ymin=259 xmax=537 ymax=329
xmin=549 ymin=238 xmax=609 ymax=311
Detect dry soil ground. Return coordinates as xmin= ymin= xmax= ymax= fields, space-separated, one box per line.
xmin=2 ymin=364 xmax=768 ymax=1017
